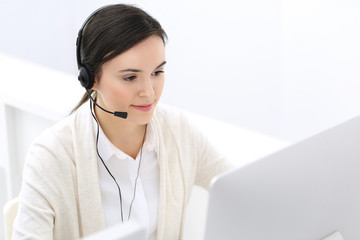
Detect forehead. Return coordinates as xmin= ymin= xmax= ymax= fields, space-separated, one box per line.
xmin=103 ymin=36 xmax=165 ymax=70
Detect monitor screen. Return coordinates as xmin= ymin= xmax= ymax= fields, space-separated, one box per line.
xmin=205 ymin=115 xmax=360 ymax=240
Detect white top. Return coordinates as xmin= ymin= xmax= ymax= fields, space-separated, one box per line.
xmin=93 ymin=118 xmax=159 ymax=240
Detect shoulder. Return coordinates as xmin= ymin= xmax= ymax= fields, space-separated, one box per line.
xmin=153 ymin=103 xmax=191 ymax=129
xmin=31 ymin=101 xmax=91 ymax=154
xmin=152 ymin=104 xmax=203 ymax=146
xmin=25 ymin=116 xmax=73 ymax=172
xmin=31 ymin=115 xmax=72 ymax=153
xmin=26 ymin=102 xmax=91 ymax=170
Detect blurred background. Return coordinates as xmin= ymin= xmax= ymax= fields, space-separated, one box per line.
xmin=0 ymin=0 xmax=359 ymax=238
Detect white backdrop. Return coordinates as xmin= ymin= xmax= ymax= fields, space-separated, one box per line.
xmin=1 ymin=0 xmax=359 ymax=142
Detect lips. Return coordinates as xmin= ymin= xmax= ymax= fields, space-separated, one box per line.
xmin=132 ymin=103 xmax=153 ymax=112
xmin=133 ymin=103 xmax=152 ymax=107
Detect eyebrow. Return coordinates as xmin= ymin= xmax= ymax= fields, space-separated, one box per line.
xmin=119 ymin=61 xmax=167 ymax=73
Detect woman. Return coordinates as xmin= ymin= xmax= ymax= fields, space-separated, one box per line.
xmin=13 ymin=4 xmax=232 ymax=240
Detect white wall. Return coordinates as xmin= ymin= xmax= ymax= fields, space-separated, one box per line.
xmin=281 ymin=0 xmax=360 ymax=141
xmin=1 ymin=0 xmax=359 ymax=140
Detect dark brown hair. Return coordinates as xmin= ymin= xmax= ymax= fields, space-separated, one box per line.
xmin=71 ymin=4 xmax=168 ymax=113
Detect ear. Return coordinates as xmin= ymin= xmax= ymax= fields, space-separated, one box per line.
xmin=91 ymin=75 xmax=99 ymax=91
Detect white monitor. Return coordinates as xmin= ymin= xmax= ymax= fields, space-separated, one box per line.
xmin=204 ymin=115 xmax=360 ymax=240
xmin=81 ymin=221 xmax=146 ymax=240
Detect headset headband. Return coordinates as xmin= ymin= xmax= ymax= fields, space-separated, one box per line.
xmin=76 ymin=4 xmax=115 ymax=70
xmin=76 ymin=5 xmax=115 ymax=89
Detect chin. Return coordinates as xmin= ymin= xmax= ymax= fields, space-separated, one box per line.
xmin=131 ymin=112 xmax=154 ymax=125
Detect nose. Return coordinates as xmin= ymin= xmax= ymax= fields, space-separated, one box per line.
xmin=138 ymin=77 xmax=154 ymax=98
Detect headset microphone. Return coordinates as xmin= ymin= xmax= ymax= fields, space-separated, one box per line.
xmin=86 ymin=90 xmax=128 ymax=119
xmin=77 ymin=5 xmax=128 ymax=119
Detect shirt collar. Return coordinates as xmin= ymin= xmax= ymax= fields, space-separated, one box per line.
xmin=143 ymin=121 xmax=156 ymax=152
xmin=92 ymin=115 xmax=156 ymax=163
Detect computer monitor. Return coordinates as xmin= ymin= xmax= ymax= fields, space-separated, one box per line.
xmin=204 ymin=115 xmax=360 ymax=240
xmin=81 ymin=221 xmax=146 ymax=240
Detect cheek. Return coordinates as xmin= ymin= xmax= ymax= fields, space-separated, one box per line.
xmin=110 ymin=86 xmax=132 ymax=103
xmin=154 ymin=78 xmax=165 ymax=97
xmin=102 ymin=80 xmax=133 ymax=105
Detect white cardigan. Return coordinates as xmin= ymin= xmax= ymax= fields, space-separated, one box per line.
xmin=12 ymin=102 xmax=232 ymax=240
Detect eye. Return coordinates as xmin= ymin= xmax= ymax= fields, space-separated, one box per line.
xmin=123 ymin=76 xmax=136 ymax=81
xmin=152 ymin=70 xmax=164 ymax=76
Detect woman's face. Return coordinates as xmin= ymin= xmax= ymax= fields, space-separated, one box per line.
xmin=93 ymin=35 xmax=166 ymax=125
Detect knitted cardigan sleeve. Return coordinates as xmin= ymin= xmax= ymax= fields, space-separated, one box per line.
xmin=187 ymin=116 xmax=234 ymax=189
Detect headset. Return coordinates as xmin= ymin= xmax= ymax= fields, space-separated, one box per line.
xmin=76 ymin=5 xmax=127 ymax=119
xmin=76 ymin=5 xmax=108 ymax=89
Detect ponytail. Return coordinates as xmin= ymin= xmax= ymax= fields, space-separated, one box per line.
xmin=70 ymin=90 xmax=95 ymax=115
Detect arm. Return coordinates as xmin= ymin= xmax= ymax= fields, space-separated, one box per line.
xmin=179 ymin=113 xmax=234 ymax=190
xmin=194 ymin=126 xmax=234 ymax=190
xmin=12 ymin=150 xmax=55 ymax=240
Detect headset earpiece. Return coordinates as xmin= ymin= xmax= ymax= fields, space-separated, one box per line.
xmin=78 ymin=66 xmax=94 ymax=89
